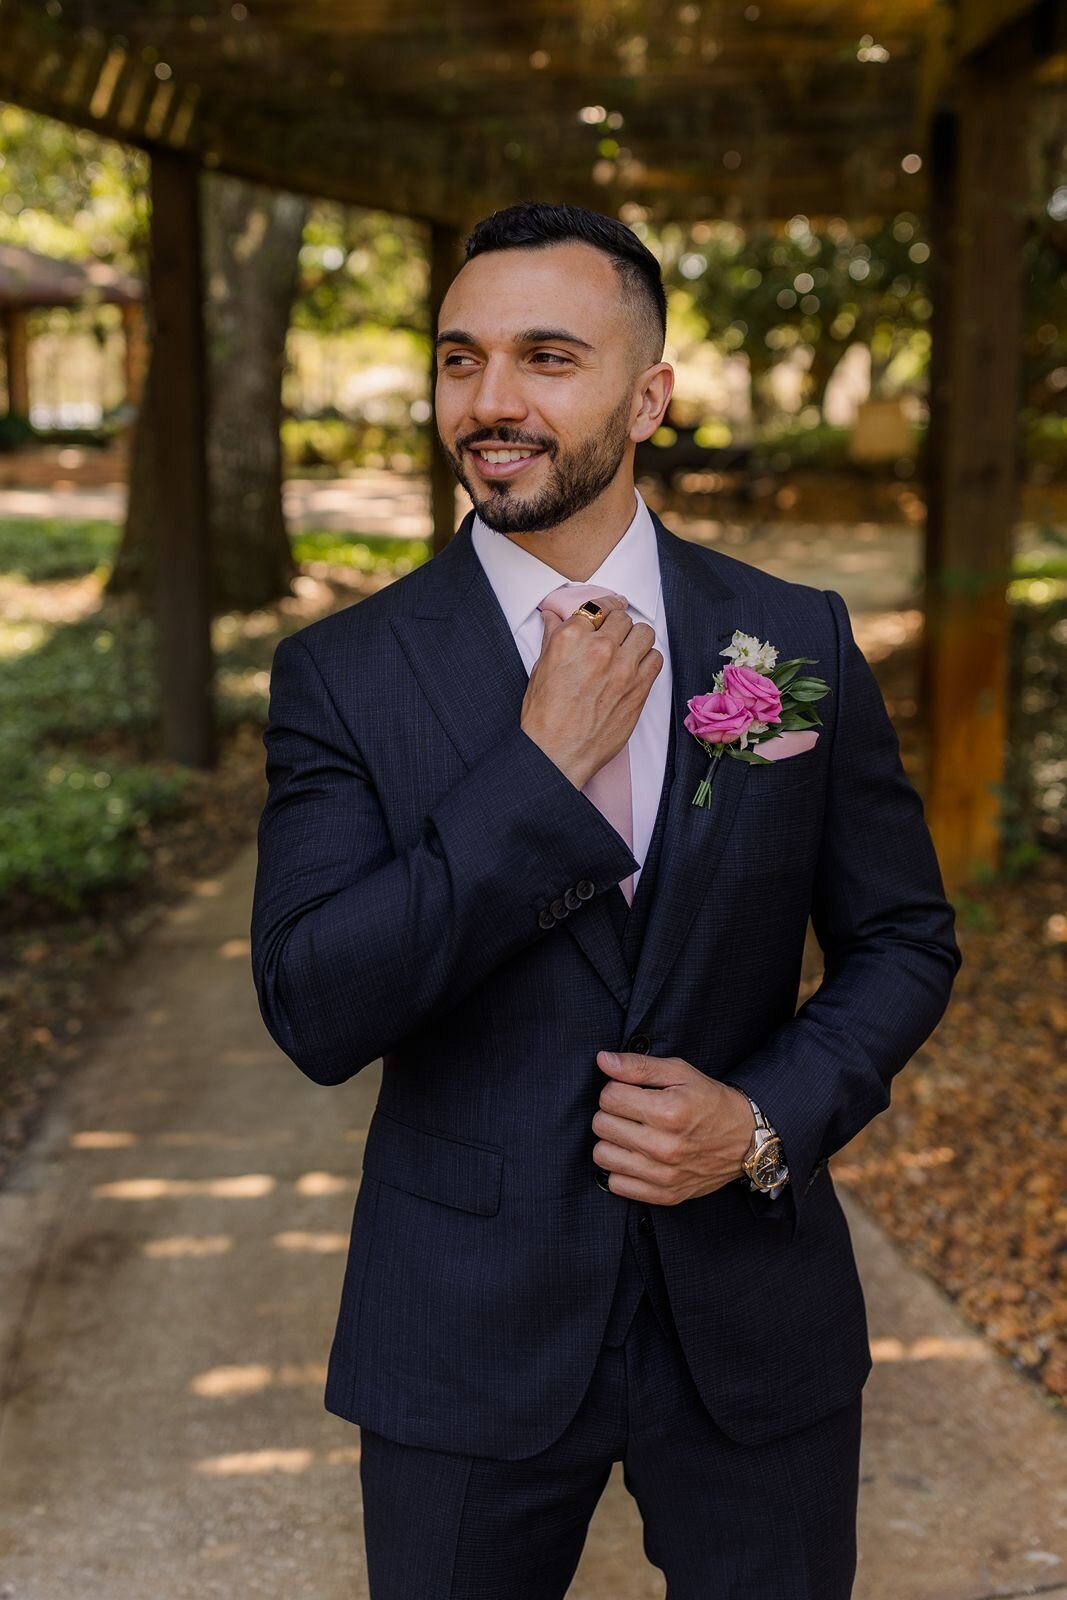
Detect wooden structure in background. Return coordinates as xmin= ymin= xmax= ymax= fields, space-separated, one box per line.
xmin=0 ymin=241 xmax=144 ymax=419
xmin=0 ymin=0 xmax=1061 ymax=891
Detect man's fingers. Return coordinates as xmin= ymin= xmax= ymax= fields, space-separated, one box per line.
xmin=593 ymin=1139 xmax=676 ymax=1188
xmin=593 ymin=1109 xmax=678 ymax=1162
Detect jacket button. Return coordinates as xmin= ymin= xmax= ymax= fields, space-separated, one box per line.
xmin=563 ymin=887 xmax=582 ymax=910
xmin=627 ymin=1031 xmax=650 ymax=1053
xmin=594 ymin=1166 xmax=612 ymax=1191
xmin=537 ymin=908 xmax=555 ymax=930
xmin=575 ymin=879 xmax=595 ymax=900
xmin=550 ymin=897 xmax=569 ymax=919
xmin=637 ymin=1212 xmax=654 ymax=1236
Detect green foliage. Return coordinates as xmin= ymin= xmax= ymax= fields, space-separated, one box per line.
xmin=0 ymin=517 xmax=119 ymax=580
xmin=0 ymin=743 xmax=189 ymax=912
xmin=0 ymin=516 xmax=430 ymax=914
xmin=291 ymin=531 xmax=429 ymax=573
xmin=0 ymin=412 xmax=38 ymax=453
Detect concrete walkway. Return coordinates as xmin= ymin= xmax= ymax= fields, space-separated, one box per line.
xmin=1 ymin=841 xmax=1065 ymax=1599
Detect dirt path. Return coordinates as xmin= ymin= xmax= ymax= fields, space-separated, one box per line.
xmin=0 ymin=842 xmax=1064 ymax=1599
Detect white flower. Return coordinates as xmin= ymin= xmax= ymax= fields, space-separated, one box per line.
xmin=721 ymin=629 xmax=778 ymax=675
xmin=739 ymin=719 xmax=770 ymax=750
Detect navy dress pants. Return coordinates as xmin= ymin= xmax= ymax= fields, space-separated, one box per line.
xmin=358 ymin=1199 xmax=863 ymax=1599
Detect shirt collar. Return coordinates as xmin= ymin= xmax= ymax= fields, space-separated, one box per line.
xmin=470 ymin=487 xmax=661 ymax=637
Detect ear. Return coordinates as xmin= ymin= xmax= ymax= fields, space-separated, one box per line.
xmin=630 ymin=363 xmax=675 ymax=444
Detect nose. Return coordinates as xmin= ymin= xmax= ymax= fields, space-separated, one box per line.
xmin=468 ymin=354 xmax=529 ymax=429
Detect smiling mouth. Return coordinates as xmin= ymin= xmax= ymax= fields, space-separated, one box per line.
xmin=467 ymin=446 xmax=548 ymax=481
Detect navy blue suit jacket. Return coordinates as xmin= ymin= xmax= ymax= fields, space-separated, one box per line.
xmin=250 ymin=505 xmax=962 ymax=1459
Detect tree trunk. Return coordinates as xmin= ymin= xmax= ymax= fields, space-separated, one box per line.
xmin=109 ymin=174 xmax=309 ymax=612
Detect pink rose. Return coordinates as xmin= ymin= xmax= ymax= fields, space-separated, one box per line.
xmin=683 ymin=690 xmax=754 ymax=745
xmin=721 ymin=663 xmax=782 ymax=725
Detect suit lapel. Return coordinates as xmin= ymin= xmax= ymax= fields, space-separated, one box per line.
xmin=619 ymin=510 xmax=768 ymax=1038
xmin=389 ymin=509 xmax=633 ymax=1007
xmin=389 ymin=506 xmax=765 ymax=1025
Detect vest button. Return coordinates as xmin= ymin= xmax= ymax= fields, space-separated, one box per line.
xmin=627 ymin=1031 xmax=650 ymax=1053
xmin=575 ymin=879 xmax=595 ymax=900
xmin=637 ymin=1212 xmax=654 ymax=1236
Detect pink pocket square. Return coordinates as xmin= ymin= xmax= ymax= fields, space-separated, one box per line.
xmin=756 ymin=729 xmax=820 ymax=762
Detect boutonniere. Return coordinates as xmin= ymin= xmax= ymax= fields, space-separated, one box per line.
xmin=684 ymin=630 xmax=832 ymax=808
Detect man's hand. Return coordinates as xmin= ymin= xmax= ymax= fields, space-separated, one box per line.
xmin=592 ymin=1050 xmax=755 ymax=1204
xmin=521 ymin=594 xmax=663 ymax=791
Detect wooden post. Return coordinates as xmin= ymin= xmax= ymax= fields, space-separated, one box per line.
xmin=429 ymin=220 xmax=463 ymax=556
xmin=2 ymin=307 xmax=30 ymax=416
xmin=147 ymin=148 xmax=215 ymax=768
xmin=120 ymin=300 xmax=147 ymax=407
xmin=921 ymin=19 xmax=1031 ymax=891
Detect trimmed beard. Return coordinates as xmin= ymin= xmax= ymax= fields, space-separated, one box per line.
xmin=439 ymin=390 xmax=634 ymax=535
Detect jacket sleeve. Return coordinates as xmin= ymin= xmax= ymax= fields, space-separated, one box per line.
xmin=722 ymin=587 xmax=963 ymax=1233
xmin=250 ymin=630 xmax=639 ymax=1085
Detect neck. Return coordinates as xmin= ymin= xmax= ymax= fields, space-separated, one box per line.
xmin=492 ymin=476 xmax=638 ymax=581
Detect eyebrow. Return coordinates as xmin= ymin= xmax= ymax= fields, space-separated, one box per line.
xmin=435 ymin=326 xmax=595 ymax=352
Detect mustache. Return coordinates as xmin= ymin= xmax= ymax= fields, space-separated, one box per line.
xmin=459 ymin=434 xmax=555 ymax=453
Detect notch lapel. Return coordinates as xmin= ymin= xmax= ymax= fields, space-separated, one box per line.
xmin=619 ymin=513 xmax=765 ymax=1040
xmin=389 ymin=507 xmax=765 ymax=1027
xmin=389 ymin=511 xmax=634 ymax=1008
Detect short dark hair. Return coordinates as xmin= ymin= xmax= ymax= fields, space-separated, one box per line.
xmin=463 ymin=201 xmax=667 ymax=369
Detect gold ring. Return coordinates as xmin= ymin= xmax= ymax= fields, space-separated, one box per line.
xmin=571 ymin=599 xmax=608 ymax=630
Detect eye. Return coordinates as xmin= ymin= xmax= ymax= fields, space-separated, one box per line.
xmin=531 ymin=351 xmax=571 ymax=366
xmin=442 ymin=353 xmax=476 ymax=367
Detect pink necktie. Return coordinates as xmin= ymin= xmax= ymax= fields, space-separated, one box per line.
xmin=536 ymin=584 xmax=635 ymax=906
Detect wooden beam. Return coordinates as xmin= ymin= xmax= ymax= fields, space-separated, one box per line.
xmin=1 ymin=308 xmax=30 ymax=416
xmin=954 ymin=0 xmax=1040 ymax=59
xmin=148 ymin=147 xmax=215 ymax=768
xmin=428 ymin=220 xmax=464 ymax=555
xmin=921 ymin=20 xmax=1031 ymax=891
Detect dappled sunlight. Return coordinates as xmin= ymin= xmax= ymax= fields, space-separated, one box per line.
xmin=195 ymin=1447 xmax=316 ymax=1476
xmin=295 ymin=1171 xmax=358 ymax=1196
xmin=157 ymin=1129 xmax=297 ymax=1148
xmin=70 ymin=1128 xmax=138 ymax=1148
xmin=272 ymin=1229 xmax=349 ymax=1252
xmin=190 ymin=1360 xmax=327 ymax=1398
xmin=194 ymin=1444 xmax=361 ymax=1475
xmin=93 ymin=1173 xmax=276 ymax=1199
xmin=143 ymin=1234 xmax=233 ymax=1258
xmin=217 ymin=936 xmax=251 ymax=959
xmin=870 ymin=1336 xmax=991 ymax=1363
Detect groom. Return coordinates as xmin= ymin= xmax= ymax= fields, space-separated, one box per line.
xmin=251 ymin=201 xmax=961 ymax=1598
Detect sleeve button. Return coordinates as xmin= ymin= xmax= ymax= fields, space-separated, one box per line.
xmin=550 ymin=897 xmax=569 ymax=919
xmin=575 ymin=880 xmax=595 ymax=900
xmin=563 ymin=888 xmax=582 ymax=910
xmin=537 ymin=908 xmax=556 ymax=930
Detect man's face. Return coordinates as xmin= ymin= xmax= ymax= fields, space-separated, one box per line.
xmin=434 ymin=241 xmax=660 ymax=534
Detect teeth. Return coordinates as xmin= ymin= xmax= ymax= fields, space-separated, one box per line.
xmin=477 ymin=449 xmax=539 ymax=463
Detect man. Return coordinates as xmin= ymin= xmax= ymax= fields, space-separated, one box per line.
xmin=251 ymin=201 xmax=961 ymax=1598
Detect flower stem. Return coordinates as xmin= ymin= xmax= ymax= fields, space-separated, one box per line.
xmin=691 ymin=747 xmax=724 ymax=808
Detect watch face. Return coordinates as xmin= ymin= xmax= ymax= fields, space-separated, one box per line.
xmin=752 ymin=1139 xmax=785 ymax=1185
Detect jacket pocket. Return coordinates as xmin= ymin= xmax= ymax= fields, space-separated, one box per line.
xmin=361 ymin=1108 xmax=504 ymax=1216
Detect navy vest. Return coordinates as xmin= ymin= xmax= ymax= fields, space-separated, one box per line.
xmin=600 ymin=708 xmax=680 ymax=1348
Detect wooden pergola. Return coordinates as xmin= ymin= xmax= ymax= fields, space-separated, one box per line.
xmin=0 ymin=241 xmax=145 ymax=419
xmin=0 ymin=0 xmax=1062 ymax=891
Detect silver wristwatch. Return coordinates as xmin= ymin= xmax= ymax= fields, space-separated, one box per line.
xmin=734 ymin=1090 xmax=790 ymax=1194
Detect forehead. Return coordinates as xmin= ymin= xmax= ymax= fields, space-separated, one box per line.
xmin=440 ymin=241 xmax=625 ymax=344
